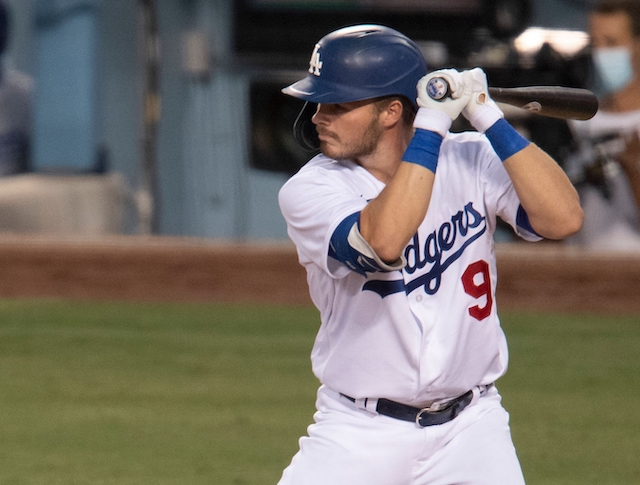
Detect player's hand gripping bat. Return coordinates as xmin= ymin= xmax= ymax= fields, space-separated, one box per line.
xmin=427 ymin=77 xmax=599 ymax=120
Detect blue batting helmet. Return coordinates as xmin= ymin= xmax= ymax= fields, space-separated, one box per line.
xmin=282 ymin=24 xmax=428 ymax=109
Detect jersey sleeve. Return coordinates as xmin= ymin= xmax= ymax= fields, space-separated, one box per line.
xmin=278 ymin=162 xmax=375 ymax=278
xmin=477 ymin=138 xmax=542 ymax=242
xmin=328 ymin=212 xmax=405 ymax=276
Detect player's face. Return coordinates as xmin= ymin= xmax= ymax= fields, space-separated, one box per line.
xmin=312 ymin=100 xmax=384 ymax=161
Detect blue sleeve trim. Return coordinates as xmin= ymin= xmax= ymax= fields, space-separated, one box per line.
xmin=516 ymin=204 xmax=540 ymax=237
xmin=328 ymin=212 xmax=392 ymax=276
xmin=402 ymin=129 xmax=442 ymax=173
xmin=485 ymin=118 xmax=530 ymax=161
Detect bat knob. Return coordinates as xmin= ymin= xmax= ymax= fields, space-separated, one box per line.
xmin=427 ymin=77 xmax=450 ymax=100
xmin=523 ymin=101 xmax=542 ymax=113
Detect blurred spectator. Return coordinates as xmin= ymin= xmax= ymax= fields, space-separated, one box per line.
xmin=0 ymin=0 xmax=33 ymax=176
xmin=564 ymin=0 xmax=640 ymax=250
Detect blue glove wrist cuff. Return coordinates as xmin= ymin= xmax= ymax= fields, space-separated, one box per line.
xmin=485 ymin=118 xmax=530 ymax=162
xmin=402 ymin=129 xmax=442 ymax=173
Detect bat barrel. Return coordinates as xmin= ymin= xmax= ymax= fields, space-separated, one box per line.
xmin=488 ymin=86 xmax=599 ymax=120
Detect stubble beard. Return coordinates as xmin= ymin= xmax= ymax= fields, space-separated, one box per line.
xmin=318 ymin=116 xmax=383 ymax=161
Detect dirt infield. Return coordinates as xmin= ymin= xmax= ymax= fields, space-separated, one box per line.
xmin=0 ymin=234 xmax=638 ymax=315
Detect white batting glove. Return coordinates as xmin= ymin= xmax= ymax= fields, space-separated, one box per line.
xmin=414 ymin=69 xmax=472 ymax=137
xmin=461 ymin=67 xmax=504 ymax=133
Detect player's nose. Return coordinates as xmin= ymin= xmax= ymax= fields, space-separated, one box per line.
xmin=312 ymin=104 xmax=330 ymax=125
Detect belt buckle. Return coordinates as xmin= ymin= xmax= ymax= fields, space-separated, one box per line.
xmin=415 ymin=400 xmax=451 ymax=425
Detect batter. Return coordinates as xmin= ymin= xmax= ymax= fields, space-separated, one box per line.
xmin=277 ymin=25 xmax=583 ymax=485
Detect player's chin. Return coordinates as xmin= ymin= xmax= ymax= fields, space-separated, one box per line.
xmin=319 ymin=140 xmax=340 ymax=159
xmin=318 ymin=133 xmax=334 ymax=145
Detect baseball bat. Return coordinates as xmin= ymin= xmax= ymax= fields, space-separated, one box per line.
xmin=488 ymin=86 xmax=598 ymax=120
xmin=427 ymin=78 xmax=599 ymax=120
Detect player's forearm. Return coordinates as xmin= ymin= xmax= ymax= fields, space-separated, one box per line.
xmin=359 ymin=162 xmax=435 ymax=263
xmin=503 ymin=144 xmax=584 ymax=239
xmin=453 ymin=68 xmax=582 ymax=239
xmin=360 ymin=108 xmax=447 ymax=262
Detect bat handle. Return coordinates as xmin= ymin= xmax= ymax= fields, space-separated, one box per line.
xmin=426 ymin=77 xmax=451 ymax=100
xmin=427 ymin=77 xmax=493 ymax=102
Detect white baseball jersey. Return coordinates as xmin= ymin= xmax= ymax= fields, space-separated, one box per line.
xmin=278 ymin=131 xmax=540 ymax=406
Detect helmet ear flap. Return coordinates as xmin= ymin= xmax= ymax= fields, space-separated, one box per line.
xmin=293 ymin=101 xmax=320 ymax=153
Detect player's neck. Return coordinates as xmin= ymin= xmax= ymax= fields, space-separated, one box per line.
xmin=355 ymin=126 xmax=411 ymax=184
xmin=357 ymin=156 xmax=400 ymax=184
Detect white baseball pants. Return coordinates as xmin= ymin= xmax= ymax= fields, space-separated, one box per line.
xmin=277 ymin=385 xmax=526 ymax=485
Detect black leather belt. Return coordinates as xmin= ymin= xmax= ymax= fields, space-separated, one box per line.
xmin=341 ymin=390 xmax=475 ymax=427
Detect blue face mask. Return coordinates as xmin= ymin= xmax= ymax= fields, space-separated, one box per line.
xmin=592 ymin=46 xmax=633 ymax=94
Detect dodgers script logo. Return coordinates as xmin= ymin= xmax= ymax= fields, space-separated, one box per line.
xmin=363 ymin=202 xmax=487 ymax=298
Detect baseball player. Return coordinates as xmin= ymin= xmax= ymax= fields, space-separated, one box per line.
xmin=277 ymin=25 xmax=583 ymax=485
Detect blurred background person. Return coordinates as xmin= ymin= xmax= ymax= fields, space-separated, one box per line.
xmin=565 ymin=0 xmax=640 ymax=250
xmin=0 ymin=0 xmax=32 ymax=177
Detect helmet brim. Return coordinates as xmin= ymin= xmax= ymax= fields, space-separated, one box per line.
xmin=282 ymin=75 xmax=381 ymax=105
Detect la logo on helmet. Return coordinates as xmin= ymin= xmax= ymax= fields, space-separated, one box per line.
xmin=309 ymin=44 xmax=323 ymax=76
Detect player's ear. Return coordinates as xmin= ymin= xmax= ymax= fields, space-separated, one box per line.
xmin=381 ymin=99 xmax=404 ymax=127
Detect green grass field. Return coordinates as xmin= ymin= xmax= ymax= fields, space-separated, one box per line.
xmin=0 ymin=299 xmax=638 ymax=484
